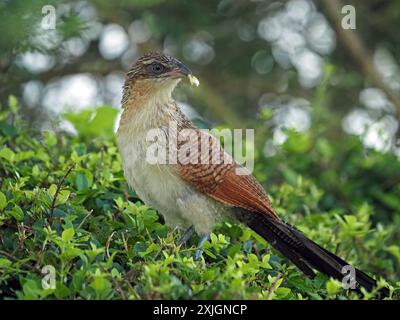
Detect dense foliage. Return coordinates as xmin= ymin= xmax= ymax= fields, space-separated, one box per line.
xmin=0 ymin=97 xmax=399 ymax=300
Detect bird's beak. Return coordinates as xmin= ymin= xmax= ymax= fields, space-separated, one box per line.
xmin=188 ymin=74 xmax=200 ymax=87
xmin=172 ymin=61 xmax=200 ymax=87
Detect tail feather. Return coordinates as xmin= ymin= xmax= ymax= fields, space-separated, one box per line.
xmin=235 ymin=210 xmax=389 ymax=298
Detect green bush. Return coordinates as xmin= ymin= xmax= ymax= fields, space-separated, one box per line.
xmin=0 ymin=97 xmax=399 ymax=300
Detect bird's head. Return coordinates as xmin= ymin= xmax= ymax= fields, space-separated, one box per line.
xmin=123 ymin=52 xmax=199 ymax=105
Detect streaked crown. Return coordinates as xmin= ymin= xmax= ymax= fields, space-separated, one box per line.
xmin=126 ymin=52 xmax=192 ymax=81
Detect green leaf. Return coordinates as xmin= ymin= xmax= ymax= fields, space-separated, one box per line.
xmin=15 ymin=151 xmax=35 ymax=162
xmin=21 ymin=279 xmax=42 ymax=300
xmin=326 ymin=279 xmax=342 ymax=296
xmin=89 ymin=106 xmax=119 ymax=138
xmin=75 ymin=170 xmax=93 ymax=191
xmin=63 ymin=106 xmax=119 ymax=138
xmin=283 ymin=131 xmax=312 ymax=153
xmin=32 ymin=164 xmax=40 ymax=177
xmin=204 ymin=249 xmax=216 ymax=259
xmin=84 ymin=243 xmax=105 ymax=261
xmin=0 ymin=258 xmax=12 ymax=268
xmin=57 ymin=190 xmax=70 ymax=204
xmin=43 ymin=131 xmax=58 ymax=147
xmin=276 ymin=287 xmax=291 ymax=298
xmin=0 ymin=122 xmax=17 ymax=137
xmin=75 ymin=172 xmax=88 ymax=191
xmin=261 ymin=254 xmax=272 ymax=269
xmin=0 ymin=147 xmax=15 ymax=162
xmin=61 ymin=228 xmax=75 ymax=242
xmin=8 ymin=95 xmax=19 ymax=114
xmin=111 ymin=268 xmax=121 ymax=279
xmin=61 ymin=248 xmax=82 ymax=260
xmin=48 ymin=184 xmax=57 ymax=198
xmin=55 ymin=282 xmax=71 ymax=299
xmin=138 ymin=243 xmax=159 ymax=257
xmin=0 ymin=192 xmax=7 ymax=210
xmin=90 ymin=275 xmax=111 ymax=295
xmin=386 ymin=245 xmax=400 ymax=262
xmin=7 ymin=206 xmax=24 ymax=221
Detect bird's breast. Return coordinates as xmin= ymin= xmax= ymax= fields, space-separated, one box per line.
xmin=116 ymin=98 xmax=230 ymax=234
xmin=116 ymin=127 xmax=196 ymax=228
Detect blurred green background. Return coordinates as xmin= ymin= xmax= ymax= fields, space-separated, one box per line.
xmin=0 ymin=0 xmax=399 ymax=299
xmin=1 ymin=0 xmax=400 ymax=221
xmin=1 ymin=0 xmax=399 ymax=132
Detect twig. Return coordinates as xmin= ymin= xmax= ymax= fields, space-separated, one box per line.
xmin=77 ymin=209 xmax=93 ymax=229
xmin=11 ymin=223 xmax=28 ymax=255
xmin=121 ymin=233 xmax=130 ymax=253
xmin=106 ymin=231 xmax=116 ymax=259
xmin=321 ymin=0 xmax=400 ymax=117
xmin=49 ymin=164 xmax=75 ymax=224
xmin=0 ymin=250 xmax=42 ymax=274
xmin=110 ymin=275 xmax=128 ymax=300
xmin=266 ymin=273 xmax=283 ymax=300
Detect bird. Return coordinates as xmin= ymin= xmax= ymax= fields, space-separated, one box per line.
xmin=116 ymin=51 xmax=388 ymax=297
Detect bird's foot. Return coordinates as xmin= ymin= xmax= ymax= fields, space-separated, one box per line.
xmin=178 ymin=225 xmax=195 ymax=246
xmin=177 ymin=227 xmax=209 ymax=260
xmin=195 ymin=235 xmax=210 ymax=260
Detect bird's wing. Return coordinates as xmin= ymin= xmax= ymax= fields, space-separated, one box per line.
xmin=176 ymin=129 xmax=279 ymax=219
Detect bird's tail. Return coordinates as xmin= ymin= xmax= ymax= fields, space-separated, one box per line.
xmin=235 ymin=210 xmax=389 ymax=298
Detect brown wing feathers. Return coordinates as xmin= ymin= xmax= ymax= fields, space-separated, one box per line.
xmin=176 ymin=129 xmax=278 ymax=219
xmin=210 ymin=168 xmax=278 ymax=219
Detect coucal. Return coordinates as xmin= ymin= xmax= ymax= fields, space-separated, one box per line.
xmin=117 ymin=52 xmax=387 ymax=297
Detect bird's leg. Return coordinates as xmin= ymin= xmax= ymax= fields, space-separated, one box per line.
xmin=178 ymin=225 xmax=195 ymax=246
xmin=195 ymin=234 xmax=210 ymax=260
xmin=178 ymin=227 xmax=210 ymax=260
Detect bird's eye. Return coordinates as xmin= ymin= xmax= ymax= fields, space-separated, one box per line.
xmin=149 ymin=63 xmax=165 ymax=74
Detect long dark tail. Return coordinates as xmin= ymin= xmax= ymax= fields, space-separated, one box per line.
xmin=236 ymin=210 xmax=389 ymax=298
